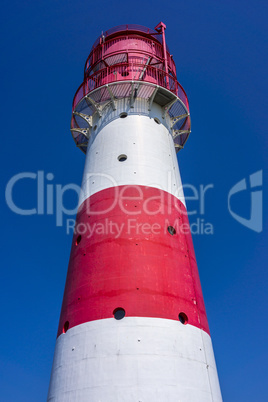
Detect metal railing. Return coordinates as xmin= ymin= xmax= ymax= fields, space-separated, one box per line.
xmin=91 ymin=24 xmax=163 ymax=49
xmin=73 ymin=63 xmax=189 ymax=112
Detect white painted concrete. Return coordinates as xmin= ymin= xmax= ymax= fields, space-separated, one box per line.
xmin=48 ymin=317 xmax=222 ymax=401
xmin=78 ymin=101 xmax=185 ymax=208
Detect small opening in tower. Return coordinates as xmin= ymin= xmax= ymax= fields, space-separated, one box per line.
xmin=167 ymin=226 xmax=176 ymax=235
xmin=154 ymin=117 xmax=161 ymax=124
xmin=118 ymin=154 xmax=127 ymax=162
xmin=120 ymin=112 xmax=128 ymax=118
xmin=121 ymin=71 xmax=129 ymax=77
xmin=178 ymin=312 xmax=188 ymax=325
xmin=113 ymin=308 xmax=125 ymax=320
xmin=93 ymin=125 xmax=97 ymax=131
xmin=76 ymin=235 xmax=82 ymax=245
xmin=63 ymin=321 xmax=69 ymax=333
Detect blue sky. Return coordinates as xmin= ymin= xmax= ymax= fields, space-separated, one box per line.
xmin=1 ymin=0 xmax=267 ymax=400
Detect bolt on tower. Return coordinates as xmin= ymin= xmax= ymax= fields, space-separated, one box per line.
xmin=48 ymin=23 xmax=222 ymax=401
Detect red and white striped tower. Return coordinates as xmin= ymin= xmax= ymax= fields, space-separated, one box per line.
xmin=48 ymin=23 xmax=222 ymax=401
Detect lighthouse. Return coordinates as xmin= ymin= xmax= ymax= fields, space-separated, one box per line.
xmin=48 ymin=23 xmax=222 ymax=401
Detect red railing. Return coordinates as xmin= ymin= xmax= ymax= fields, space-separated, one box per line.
xmin=73 ymin=63 xmax=189 ymax=112
xmin=91 ymin=24 xmax=163 ymax=49
xmin=87 ymin=35 xmax=164 ymax=70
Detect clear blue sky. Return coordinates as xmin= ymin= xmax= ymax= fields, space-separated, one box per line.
xmin=1 ymin=0 xmax=267 ymax=400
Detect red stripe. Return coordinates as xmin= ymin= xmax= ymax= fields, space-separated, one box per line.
xmin=57 ymin=186 xmax=209 ymax=337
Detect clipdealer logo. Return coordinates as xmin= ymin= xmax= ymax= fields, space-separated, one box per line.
xmin=4 ymin=170 xmax=263 ymax=234
xmin=4 ymin=171 xmax=215 ymax=236
xmin=228 ymin=170 xmax=263 ymax=233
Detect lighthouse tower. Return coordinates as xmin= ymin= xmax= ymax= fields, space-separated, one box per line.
xmin=48 ymin=23 xmax=222 ymax=401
